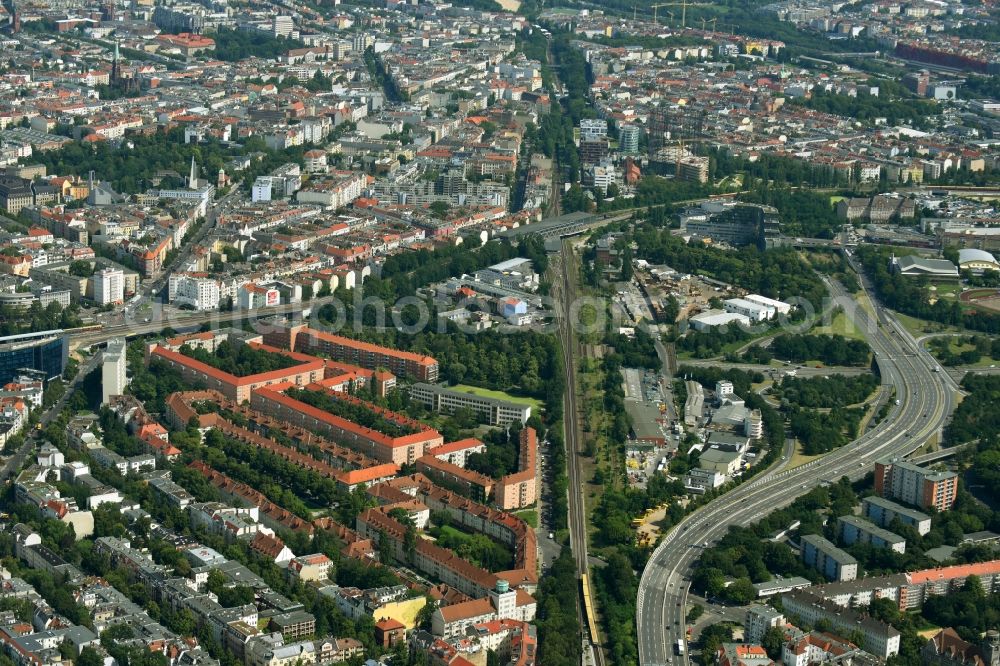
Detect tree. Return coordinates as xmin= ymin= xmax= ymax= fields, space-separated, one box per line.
xmin=428 ymin=200 xmax=450 ymax=218
xmin=69 ymin=260 xmax=93 ymax=277
xmin=723 ymin=577 xmax=757 ymax=605
xmin=416 ymin=597 xmax=436 ymax=631
xmin=77 ymin=648 xmax=103 ymax=666
xmin=561 ymin=184 xmax=591 ymax=213
xmin=762 ymin=626 xmax=785 ymax=659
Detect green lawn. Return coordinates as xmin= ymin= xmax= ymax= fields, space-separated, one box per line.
xmin=928 ymin=337 xmax=999 ymax=368
xmin=829 ymin=195 xmax=845 ymax=205
xmin=452 ymin=384 xmax=543 ymax=414
xmin=928 ymin=283 xmax=962 ymax=299
xmin=894 ymin=311 xmax=963 ymax=338
xmin=515 ymin=509 xmax=538 ymax=527
xmin=811 ymin=310 xmax=865 ymax=341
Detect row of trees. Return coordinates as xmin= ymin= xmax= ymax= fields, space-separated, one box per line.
xmin=211 ymin=28 xmax=305 ymax=62
xmin=366 ymin=234 xmax=548 ymax=300
xmin=426 ymin=519 xmax=514 ymax=571
xmin=466 ymin=423 xmax=526 ymax=479
xmin=28 ymin=125 xmax=316 ymax=194
xmin=928 ymin=335 xmax=1000 ymax=367
xmin=793 ymin=89 xmax=941 ymax=129
xmin=747 ymin=332 xmax=871 ymax=367
xmin=630 ymin=223 xmax=828 ymax=307
xmin=738 ymin=186 xmax=843 ymax=239
xmin=677 ymin=323 xmax=754 ymax=358
xmin=287 ymin=388 xmax=420 ymax=438
xmin=0 ymin=300 xmax=84 ymax=336
xmin=774 ymin=373 xmax=880 ymax=409
xmin=179 ymin=340 xmax=301 ymax=376
xmin=605 ymin=327 xmax=660 ymax=369
xmin=788 ymin=406 xmax=864 ymax=455
xmin=857 ymin=246 xmax=1000 ymax=333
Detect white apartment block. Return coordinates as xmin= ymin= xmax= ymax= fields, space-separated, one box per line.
xmin=744 ymin=604 xmax=785 ymax=644
xmin=579 ymin=118 xmax=608 ymax=142
xmin=102 ymin=338 xmax=127 ymax=406
xmin=94 ymin=267 xmax=124 ymax=305
xmin=252 ymin=177 xmax=273 ymax=203
xmin=408 ymin=383 xmax=530 ymax=427
xmin=170 ymin=274 xmax=221 ymax=311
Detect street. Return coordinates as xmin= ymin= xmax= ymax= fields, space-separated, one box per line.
xmin=0 ymin=352 xmax=102 ymax=484
xmin=636 ymin=266 xmax=958 ymax=665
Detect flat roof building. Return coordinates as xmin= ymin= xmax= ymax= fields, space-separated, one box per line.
xmin=723 ymin=297 xmax=775 ymax=322
xmin=801 ymin=534 xmax=858 ymax=582
xmin=874 ymin=459 xmax=958 ymax=511
xmin=407 ymin=383 xmax=531 ymax=427
xmin=781 ymin=590 xmax=900 ymax=659
xmin=890 ymin=255 xmax=959 ymax=279
xmin=689 ymin=309 xmax=751 ymax=332
xmin=0 ymin=330 xmax=67 ymax=384
xmin=838 ymin=515 xmax=907 ymax=554
xmin=862 ymin=495 xmax=932 ymax=536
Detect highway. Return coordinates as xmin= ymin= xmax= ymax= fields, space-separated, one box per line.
xmin=70 ymin=295 xmax=338 ymax=350
xmin=636 ymin=265 xmax=957 ymax=665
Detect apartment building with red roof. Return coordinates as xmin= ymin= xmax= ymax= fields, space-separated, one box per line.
xmin=418 ymin=429 xmax=537 ymax=511
xmin=415 ymin=456 xmax=493 ymax=503
xmin=366 ymin=474 xmax=538 ymax=592
xmin=251 ymin=383 xmax=442 ymax=465
xmin=798 ymin=558 xmax=1000 ymax=614
xmin=188 ymin=461 xmax=315 ymax=536
xmin=716 ymin=643 xmax=773 ymax=666
xmin=262 ymin=322 xmax=439 ymax=382
xmin=356 ymin=507 xmax=497 ymax=598
xmin=495 ymin=427 xmax=538 ymax=511
xmin=427 ymin=439 xmax=486 ymax=468
xmin=147 ymin=338 xmax=326 ymax=403
xmin=430 ymin=579 xmax=536 ymax=639
xmin=249 ymin=532 xmax=295 ymax=564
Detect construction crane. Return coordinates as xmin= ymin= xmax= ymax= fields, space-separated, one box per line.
xmin=649 ymin=0 xmax=709 ymax=28
xmin=699 ymin=16 xmax=717 ymax=31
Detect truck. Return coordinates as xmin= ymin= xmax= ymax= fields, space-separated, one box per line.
xmin=676 ymin=639 xmax=685 ymax=656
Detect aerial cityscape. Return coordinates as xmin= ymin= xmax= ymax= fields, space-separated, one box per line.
xmin=0 ymin=0 xmax=997 ymax=664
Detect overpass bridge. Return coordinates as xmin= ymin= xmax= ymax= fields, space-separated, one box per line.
xmin=907 ymin=442 xmax=974 ymax=465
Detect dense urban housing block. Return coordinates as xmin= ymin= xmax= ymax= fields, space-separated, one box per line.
xmin=263 ymin=323 xmax=439 ymax=382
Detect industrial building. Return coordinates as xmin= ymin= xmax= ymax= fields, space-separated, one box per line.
xmin=689 ymin=310 xmax=751 ymax=332
xmin=889 ymin=255 xmax=959 ymax=279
